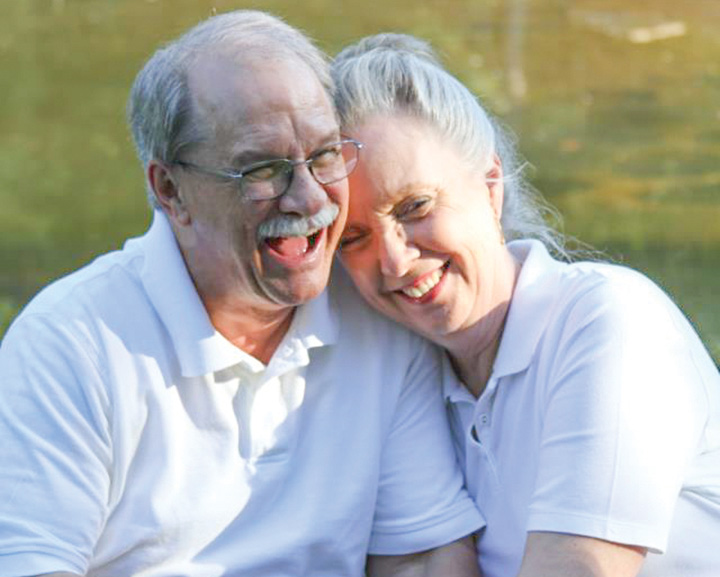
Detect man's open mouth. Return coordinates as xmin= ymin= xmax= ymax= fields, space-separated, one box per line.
xmin=265 ymin=230 xmax=322 ymax=257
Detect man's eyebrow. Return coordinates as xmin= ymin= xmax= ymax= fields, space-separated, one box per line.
xmin=317 ymin=129 xmax=342 ymax=145
xmin=227 ymin=131 xmax=341 ymax=168
xmin=305 ymin=130 xmax=344 ymax=155
xmin=228 ymin=149 xmax=281 ymax=169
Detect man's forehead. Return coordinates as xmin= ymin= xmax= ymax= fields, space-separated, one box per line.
xmin=189 ymin=50 xmax=272 ymax=102
xmin=189 ymin=49 xmax=328 ymax=113
xmin=187 ymin=49 xmax=339 ymax=161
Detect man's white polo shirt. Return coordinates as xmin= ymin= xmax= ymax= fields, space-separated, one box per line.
xmin=445 ymin=239 xmax=720 ymax=577
xmin=0 ymin=211 xmax=482 ymax=577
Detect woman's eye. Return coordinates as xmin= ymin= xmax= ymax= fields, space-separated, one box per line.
xmin=337 ymin=231 xmax=367 ymax=252
xmin=395 ymin=197 xmax=431 ymax=219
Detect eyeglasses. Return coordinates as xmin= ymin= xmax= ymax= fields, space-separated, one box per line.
xmin=173 ymin=139 xmax=363 ymax=201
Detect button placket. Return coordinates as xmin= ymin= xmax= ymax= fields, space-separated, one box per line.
xmin=471 ymin=375 xmax=501 ymax=480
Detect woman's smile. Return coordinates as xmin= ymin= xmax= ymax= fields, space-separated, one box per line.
xmin=396 ymin=261 xmax=450 ymax=302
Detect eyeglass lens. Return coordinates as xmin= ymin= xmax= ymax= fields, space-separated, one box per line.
xmin=242 ymin=140 xmax=360 ymax=200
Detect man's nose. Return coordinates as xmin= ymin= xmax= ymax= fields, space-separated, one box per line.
xmin=379 ymin=225 xmax=419 ymax=278
xmin=278 ymin=165 xmax=328 ymax=216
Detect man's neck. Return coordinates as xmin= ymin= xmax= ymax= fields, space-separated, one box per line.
xmin=206 ymin=299 xmax=296 ymax=365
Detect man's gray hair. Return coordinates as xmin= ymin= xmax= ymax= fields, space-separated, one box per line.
xmin=128 ymin=10 xmax=332 ymax=208
xmin=331 ymin=33 xmax=569 ymax=259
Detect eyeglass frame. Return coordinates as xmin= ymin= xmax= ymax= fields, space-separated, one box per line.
xmin=171 ymin=138 xmax=363 ymax=201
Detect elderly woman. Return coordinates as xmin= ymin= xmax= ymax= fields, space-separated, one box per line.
xmin=331 ymin=34 xmax=720 ymax=577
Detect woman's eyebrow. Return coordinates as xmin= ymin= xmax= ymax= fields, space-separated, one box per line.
xmin=394 ymin=183 xmax=440 ymax=198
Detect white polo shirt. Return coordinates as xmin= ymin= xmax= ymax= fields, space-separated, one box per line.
xmin=0 ymin=211 xmax=482 ymax=577
xmin=446 ymin=239 xmax=720 ymax=577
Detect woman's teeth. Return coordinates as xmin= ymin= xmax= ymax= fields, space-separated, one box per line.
xmin=401 ymin=268 xmax=443 ymax=299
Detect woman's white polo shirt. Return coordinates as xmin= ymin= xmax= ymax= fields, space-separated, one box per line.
xmin=445 ymin=239 xmax=720 ymax=577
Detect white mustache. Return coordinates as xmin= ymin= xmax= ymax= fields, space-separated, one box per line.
xmin=257 ymin=203 xmax=340 ymax=240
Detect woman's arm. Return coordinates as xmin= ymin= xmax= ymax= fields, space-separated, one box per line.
xmin=517 ymin=532 xmax=646 ymax=577
xmin=367 ymin=535 xmax=480 ymax=577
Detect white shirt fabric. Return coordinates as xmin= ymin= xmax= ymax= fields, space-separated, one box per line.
xmin=0 ymin=211 xmax=482 ymax=577
xmin=445 ymin=239 xmax=720 ymax=577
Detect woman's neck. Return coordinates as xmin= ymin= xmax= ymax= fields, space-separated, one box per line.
xmin=445 ymin=306 xmax=507 ymax=398
xmin=445 ymin=251 xmax=520 ymax=398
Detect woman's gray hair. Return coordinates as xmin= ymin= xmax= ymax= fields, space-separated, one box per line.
xmin=331 ymin=33 xmax=569 ymax=259
xmin=127 ymin=10 xmax=332 ymax=208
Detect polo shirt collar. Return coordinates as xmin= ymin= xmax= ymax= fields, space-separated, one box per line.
xmin=137 ymin=211 xmax=339 ymax=378
xmin=492 ymin=239 xmax=563 ymax=378
xmin=263 ymin=286 xmax=339 ymax=378
xmin=288 ymin=284 xmax=339 ymax=351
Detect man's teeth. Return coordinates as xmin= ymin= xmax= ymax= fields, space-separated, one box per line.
xmin=401 ymin=268 xmax=443 ymax=299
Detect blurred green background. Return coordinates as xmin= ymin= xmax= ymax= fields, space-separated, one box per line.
xmin=1 ymin=0 xmax=719 ymax=360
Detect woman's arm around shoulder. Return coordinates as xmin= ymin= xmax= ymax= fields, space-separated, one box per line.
xmin=367 ymin=535 xmax=481 ymax=577
xmin=517 ymin=532 xmax=645 ymax=577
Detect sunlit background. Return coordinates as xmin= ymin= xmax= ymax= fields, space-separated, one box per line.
xmin=1 ymin=0 xmax=719 ymax=360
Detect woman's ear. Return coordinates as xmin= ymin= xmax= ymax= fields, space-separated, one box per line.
xmin=486 ymin=154 xmax=505 ymax=222
xmin=147 ymin=160 xmax=191 ymax=226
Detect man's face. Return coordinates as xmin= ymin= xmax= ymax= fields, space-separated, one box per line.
xmin=170 ymin=52 xmax=348 ymax=315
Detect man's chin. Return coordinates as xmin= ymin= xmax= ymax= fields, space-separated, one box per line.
xmin=261 ymin=266 xmax=332 ymax=308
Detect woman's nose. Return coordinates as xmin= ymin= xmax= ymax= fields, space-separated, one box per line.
xmin=378 ymin=226 xmax=419 ymax=278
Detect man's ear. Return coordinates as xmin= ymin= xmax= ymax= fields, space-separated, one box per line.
xmin=485 ymin=154 xmax=505 ymax=222
xmin=148 ymin=160 xmax=190 ymax=226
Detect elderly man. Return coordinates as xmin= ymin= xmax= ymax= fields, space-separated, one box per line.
xmin=0 ymin=10 xmax=482 ymax=577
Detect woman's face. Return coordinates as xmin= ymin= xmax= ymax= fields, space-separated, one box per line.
xmin=338 ymin=114 xmax=515 ymax=344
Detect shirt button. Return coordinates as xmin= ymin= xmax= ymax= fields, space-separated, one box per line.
xmin=480 ymin=414 xmax=489 ymax=425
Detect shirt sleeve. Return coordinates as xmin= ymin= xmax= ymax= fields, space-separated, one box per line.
xmin=368 ymin=338 xmax=484 ymax=555
xmin=527 ymin=270 xmax=708 ymax=552
xmin=0 ymin=313 xmax=112 ymax=575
